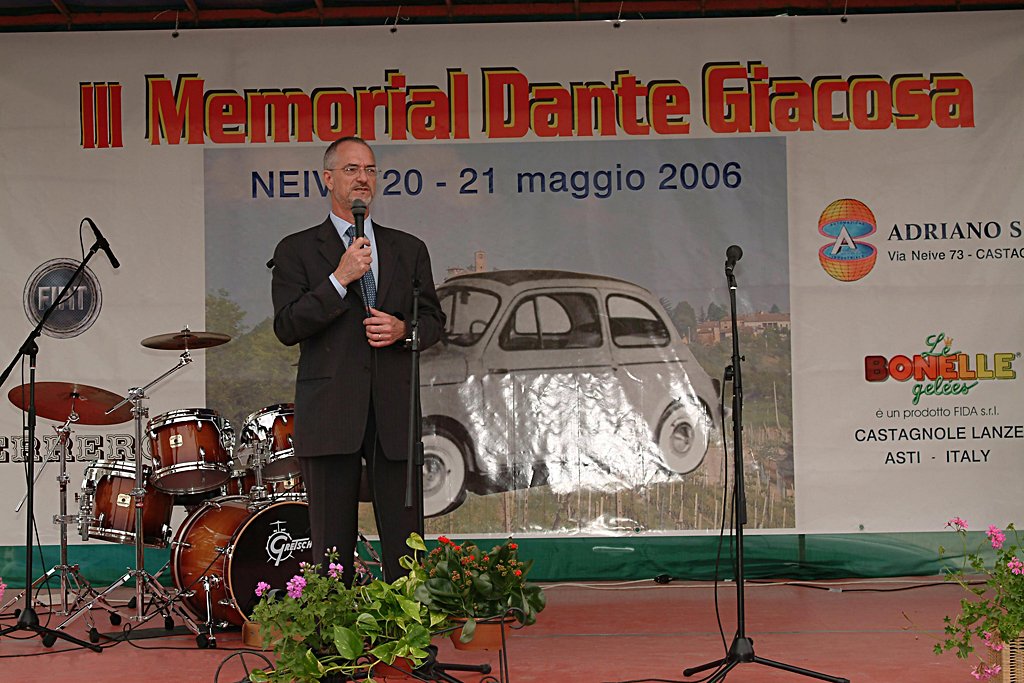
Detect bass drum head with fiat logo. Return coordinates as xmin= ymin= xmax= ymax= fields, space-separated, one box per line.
xmin=171 ymin=497 xmax=313 ymax=626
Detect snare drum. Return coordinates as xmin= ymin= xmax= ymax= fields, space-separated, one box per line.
xmin=239 ymin=404 xmax=297 ymax=481
xmin=80 ymin=460 xmax=174 ymax=547
xmin=148 ymin=408 xmax=234 ymax=494
xmin=171 ymin=496 xmax=312 ymax=626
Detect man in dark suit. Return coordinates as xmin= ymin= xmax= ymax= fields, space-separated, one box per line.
xmin=271 ymin=137 xmax=444 ymax=584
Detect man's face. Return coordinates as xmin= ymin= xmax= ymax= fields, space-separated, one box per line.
xmin=324 ymin=141 xmax=377 ymax=218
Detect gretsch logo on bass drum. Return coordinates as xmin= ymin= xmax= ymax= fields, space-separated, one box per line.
xmin=265 ymin=519 xmax=312 ymax=566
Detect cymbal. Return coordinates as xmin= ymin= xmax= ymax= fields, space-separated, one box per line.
xmin=141 ymin=329 xmax=231 ymax=350
xmin=7 ymin=381 xmax=133 ymax=425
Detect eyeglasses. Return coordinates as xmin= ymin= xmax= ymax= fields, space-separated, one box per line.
xmin=328 ymin=165 xmax=379 ymax=177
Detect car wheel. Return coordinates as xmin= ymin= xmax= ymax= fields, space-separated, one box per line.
xmin=656 ymin=399 xmax=711 ymax=474
xmin=422 ymin=431 xmax=468 ymax=517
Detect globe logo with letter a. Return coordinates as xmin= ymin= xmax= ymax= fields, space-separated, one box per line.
xmin=818 ymin=198 xmax=877 ymax=282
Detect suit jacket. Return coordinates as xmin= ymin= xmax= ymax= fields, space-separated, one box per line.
xmin=271 ymin=217 xmax=444 ymax=460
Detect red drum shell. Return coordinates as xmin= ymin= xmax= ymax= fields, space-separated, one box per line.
xmin=239 ymin=404 xmax=297 ymax=481
xmin=82 ymin=461 xmax=174 ymax=548
xmin=148 ymin=408 xmax=233 ymax=494
xmin=170 ymin=497 xmax=312 ymax=626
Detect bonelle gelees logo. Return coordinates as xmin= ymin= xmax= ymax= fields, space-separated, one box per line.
xmin=865 ymin=331 xmax=1018 ymax=405
xmin=818 ymin=198 xmax=877 ymax=282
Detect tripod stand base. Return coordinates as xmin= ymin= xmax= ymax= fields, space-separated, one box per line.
xmin=684 ymin=636 xmax=848 ymax=683
xmin=0 ymin=605 xmax=102 ymax=652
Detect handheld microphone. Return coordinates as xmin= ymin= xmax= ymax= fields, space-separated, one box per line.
xmin=349 ymin=199 xmax=371 ymax=317
xmin=85 ymin=217 xmax=120 ymax=269
xmin=725 ymin=244 xmax=743 ymax=274
xmin=351 ymin=199 xmax=367 ymax=239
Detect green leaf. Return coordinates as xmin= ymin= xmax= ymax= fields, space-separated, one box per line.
xmin=406 ymin=532 xmax=427 ymax=552
xmin=397 ymin=595 xmax=422 ymax=621
xmin=333 ymin=625 xmax=364 ymax=660
xmin=356 ymin=610 xmax=378 ymax=624
xmin=370 ymin=639 xmax=399 ymax=664
xmin=471 ymin=573 xmax=495 ymax=597
xmin=405 ymin=623 xmax=432 ymax=648
xmin=460 ymin=617 xmax=477 ymax=643
xmin=294 ymin=649 xmax=325 ymax=679
xmin=248 ymin=669 xmax=270 ymax=682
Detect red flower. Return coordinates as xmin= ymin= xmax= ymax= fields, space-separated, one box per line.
xmin=514 ymin=569 xmax=522 ymax=577
xmin=438 ymin=536 xmax=450 ymax=545
xmin=509 ymin=543 xmax=518 ymax=550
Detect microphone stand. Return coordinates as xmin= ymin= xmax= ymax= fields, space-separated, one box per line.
xmin=403 ymin=279 xmax=423 ymax=523
xmin=0 ymin=243 xmax=105 ymax=652
xmin=682 ymin=251 xmax=847 ymax=683
xmin=402 ymin=279 xmax=492 ymax=683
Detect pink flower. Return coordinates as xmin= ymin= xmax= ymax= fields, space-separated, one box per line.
xmin=983 ymin=632 xmax=1004 ymax=652
xmin=286 ymin=574 xmax=307 ymax=598
xmin=328 ymin=562 xmax=344 ymax=579
xmin=986 ymin=525 xmax=1006 ymax=550
xmin=947 ymin=517 xmax=968 ymax=531
xmin=1007 ymin=557 xmax=1024 ymax=575
xmin=255 ymin=581 xmax=271 ymax=597
xmin=0 ymin=580 xmax=6 ymax=601
xmin=971 ymin=662 xmax=1002 ymax=680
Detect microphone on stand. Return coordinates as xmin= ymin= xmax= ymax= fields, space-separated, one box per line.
xmin=725 ymin=244 xmax=743 ymax=275
xmin=84 ymin=218 xmax=120 ymax=269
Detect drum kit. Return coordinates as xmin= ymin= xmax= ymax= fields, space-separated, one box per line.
xmin=2 ymin=327 xmax=328 ymax=648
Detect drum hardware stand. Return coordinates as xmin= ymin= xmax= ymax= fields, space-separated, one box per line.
xmin=195 ymin=573 xmax=219 ymax=648
xmin=245 ymin=439 xmax=271 ymax=505
xmin=54 ymin=350 xmax=203 ymax=643
xmin=0 ymin=240 xmax=107 ymax=652
xmin=682 ymin=247 xmax=848 ymax=683
xmin=2 ymin=416 xmax=122 ymax=629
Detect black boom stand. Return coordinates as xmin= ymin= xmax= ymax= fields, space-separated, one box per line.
xmin=0 ymin=243 xmax=105 ymax=652
xmin=403 ymin=279 xmax=495 ymax=683
xmin=683 ymin=246 xmax=847 ymax=683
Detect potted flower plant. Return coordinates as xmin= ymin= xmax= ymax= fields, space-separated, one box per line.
xmin=935 ymin=517 xmax=1024 ymax=682
xmin=249 ymin=534 xmax=448 ymax=682
xmin=413 ymin=536 xmax=546 ymax=648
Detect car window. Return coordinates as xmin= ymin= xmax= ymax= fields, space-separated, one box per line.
xmin=439 ymin=287 xmax=500 ymax=346
xmin=606 ymin=294 xmax=671 ymax=347
xmin=499 ymin=292 xmax=602 ymax=351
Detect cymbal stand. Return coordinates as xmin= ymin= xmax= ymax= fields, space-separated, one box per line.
xmin=55 ymin=351 xmax=201 ymax=638
xmin=3 ymin=416 xmax=121 ymax=627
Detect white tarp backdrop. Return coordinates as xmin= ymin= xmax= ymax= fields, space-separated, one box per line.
xmin=0 ymin=13 xmax=1020 ymax=559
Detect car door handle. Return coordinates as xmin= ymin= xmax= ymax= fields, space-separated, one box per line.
xmin=489 ymin=368 xmax=509 ymax=374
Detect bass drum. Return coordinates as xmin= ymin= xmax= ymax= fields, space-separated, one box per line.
xmin=170 ymin=496 xmax=313 ymax=626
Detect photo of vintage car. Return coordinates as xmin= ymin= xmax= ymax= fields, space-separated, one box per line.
xmin=419 ymin=270 xmax=722 ymax=517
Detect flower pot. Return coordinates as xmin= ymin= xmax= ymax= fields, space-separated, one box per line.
xmin=372 ymin=657 xmax=418 ymax=681
xmin=1002 ymin=637 xmax=1024 ymax=683
xmin=448 ymin=618 xmax=512 ymax=651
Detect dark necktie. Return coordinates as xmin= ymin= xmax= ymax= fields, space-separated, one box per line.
xmin=345 ymin=225 xmax=377 ymax=308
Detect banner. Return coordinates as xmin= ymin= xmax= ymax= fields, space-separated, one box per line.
xmin=0 ymin=13 xmax=1020 ymax=579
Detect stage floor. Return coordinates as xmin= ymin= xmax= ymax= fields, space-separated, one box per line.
xmin=0 ymin=578 xmax=970 ymax=682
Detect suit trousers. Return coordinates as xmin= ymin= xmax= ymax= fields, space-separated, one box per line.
xmin=298 ymin=404 xmax=421 ymax=585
